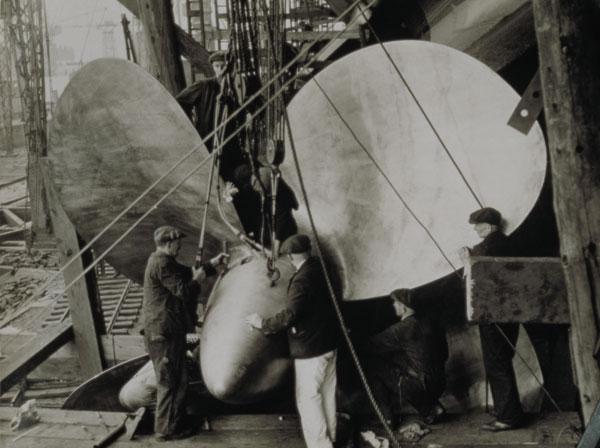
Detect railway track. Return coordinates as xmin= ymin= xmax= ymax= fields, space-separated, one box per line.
xmin=42 ymin=264 xmax=143 ymax=335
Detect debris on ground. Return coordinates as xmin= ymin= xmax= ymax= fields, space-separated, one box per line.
xmin=0 ymin=268 xmax=64 ymax=323
xmin=361 ymin=430 xmax=390 ymax=448
xmin=0 ymin=247 xmax=59 ymax=270
xmin=10 ymin=399 xmax=41 ymax=431
xmin=397 ymin=421 xmax=431 ymax=442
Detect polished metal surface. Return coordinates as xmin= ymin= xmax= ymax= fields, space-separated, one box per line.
xmin=48 ymin=58 xmax=241 ymax=283
xmin=283 ymin=40 xmax=547 ymax=300
xmin=201 ymin=254 xmax=294 ymax=403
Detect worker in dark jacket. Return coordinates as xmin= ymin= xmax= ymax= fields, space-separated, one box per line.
xmin=361 ymin=289 xmax=448 ymax=427
xmin=143 ymin=225 xmax=227 ymax=440
xmin=461 ymin=207 xmax=525 ymax=432
xmin=245 ymin=234 xmax=340 ymax=448
xmin=224 ymin=164 xmax=299 ymax=252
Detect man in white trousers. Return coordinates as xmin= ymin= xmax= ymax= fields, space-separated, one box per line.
xmin=246 ymin=234 xmax=341 ymax=448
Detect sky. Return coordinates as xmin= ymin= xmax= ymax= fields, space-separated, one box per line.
xmin=44 ymin=0 xmax=189 ymax=98
xmin=46 ymin=0 xmax=130 ymax=63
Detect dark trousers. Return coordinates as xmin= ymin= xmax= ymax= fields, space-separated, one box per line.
xmin=145 ymin=332 xmax=188 ymax=436
xmin=369 ymin=358 xmax=444 ymax=420
xmin=479 ymin=323 xmax=555 ymax=424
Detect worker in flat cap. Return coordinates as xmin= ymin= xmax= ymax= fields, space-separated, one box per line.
xmin=360 ymin=289 xmax=448 ymax=429
xmin=224 ymin=164 xmax=298 ymax=252
xmin=142 ymin=225 xmax=228 ymax=440
xmin=246 ymin=234 xmax=341 ymax=448
xmin=208 ymin=50 xmax=227 ymax=78
xmin=461 ymin=207 xmax=525 ymax=431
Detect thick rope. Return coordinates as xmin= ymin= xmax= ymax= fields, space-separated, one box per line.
xmin=312 ymin=78 xmax=460 ymax=276
xmin=284 ymin=110 xmax=402 ymax=448
xmin=358 ymin=11 xmax=562 ymax=414
xmin=361 ymin=16 xmax=483 ymax=209
xmin=493 ymin=322 xmax=563 ymax=413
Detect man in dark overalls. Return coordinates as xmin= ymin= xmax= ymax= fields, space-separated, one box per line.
xmin=463 ymin=207 xmax=557 ymax=432
xmin=142 ymin=225 xmax=227 ymax=440
xmin=361 ymin=289 xmax=448 ymax=427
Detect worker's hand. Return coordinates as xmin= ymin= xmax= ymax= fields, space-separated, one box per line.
xmin=186 ymin=333 xmax=200 ymax=345
xmin=192 ymin=266 xmax=207 ymax=283
xmin=223 ymin=182 xmax=239 ymax=202
xmin=245 ymin=313 xmax=263 ymax=329
xmin=210 ymin=252 xmax=230 ymax=268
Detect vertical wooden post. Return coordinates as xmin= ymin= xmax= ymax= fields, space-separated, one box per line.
xmin=136 ymin=0 xmax=186 ymax=95
xmin=43 ymin=163 xmax=105 ymax=377
xmin=532 ymin=0 xmax=600 ymax=424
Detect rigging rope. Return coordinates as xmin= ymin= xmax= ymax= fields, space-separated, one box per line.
xmin=283 ymin=110 xmax=402 ymax=448
xmin=360 ymin=13 xmax=484 ymax=210
xmin=31 ymin=0 xmax=376 ymax=306
xmin=312 ymin=77 xmax=460 ymax=276
xmin=349 ymin=9 xmax=563 ymax=414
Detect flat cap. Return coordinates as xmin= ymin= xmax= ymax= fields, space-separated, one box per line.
xmin=280 ymin=234 xmax=311 ymax=254
xmin=154 ymin=225 xmax=185 ymax=245
xmin=390 ymin=288 xmax=414 ymax=309
xmin=469 ymin=207 xmax=502 ymax=226
xmin=208 ymin=50 xmax=227 ymax=64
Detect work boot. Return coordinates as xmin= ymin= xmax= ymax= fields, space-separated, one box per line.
xmin=155 ymin=423 xmax=197 ymax=441
xmin=424 ymin=402 xmax=446 ymax=425
xmin=480 ymin=420 xmax=516 ymax=432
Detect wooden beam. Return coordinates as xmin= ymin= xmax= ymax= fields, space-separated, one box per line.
xmin=135 ymin=0 xmax=186 ymax=94
xmin=463 ymin=3 xmax=535 ymax=72
xmin=118 ymin=0 xmax=214 ymax=80
xmin=532 ymin=0 xmax=600 ymax=424
xmin=43 ymin=162 xmax=105 ymax=378
xmin=0 ymin=321 xmax=73 ymax=393
xmin=1 ymin=208 xmax=25 ymax=227
xmin=174 ymin=26 xmax=216 ymax=79
xmin=465 ymin=256 xmax=569 ymax=324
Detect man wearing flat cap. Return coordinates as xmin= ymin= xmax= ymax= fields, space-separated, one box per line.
xmin=360 ymin=289 xmax=448 ymax=427
xmin=461 ymin=207 xmax=526 ymax=432
xmin=143 ymin=225 xmax=227 ymax=440
xmin=246 ymin=234 xmax=340 ymax=448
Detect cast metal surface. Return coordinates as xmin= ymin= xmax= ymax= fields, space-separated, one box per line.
xmin=201 ymin=255 xmax=294 ymax=403
xmin=284 ymin=40 xmax=547 ymax=299
xmin=48 ymin=58 xmax=241 ymax=283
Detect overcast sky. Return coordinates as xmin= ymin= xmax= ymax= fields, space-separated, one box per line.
xmin=46 ymin=0 xmax=131 ymax=62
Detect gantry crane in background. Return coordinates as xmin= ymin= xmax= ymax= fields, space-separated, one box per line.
xmin=0 ymin=7 xmax=14 ymax=156
xmin=3 ymin=0 xmax=51 ymax=244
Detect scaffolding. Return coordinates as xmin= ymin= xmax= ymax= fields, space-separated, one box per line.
xmin=0 ymin=8 xmax=14 ymax=156
xmin=5 ymin=0 xmax=50 ymax=242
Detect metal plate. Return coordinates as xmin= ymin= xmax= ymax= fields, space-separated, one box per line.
xmin=48 ymin=59 xmax=241 ymax=283
xmin=283 ymin=40 xmax=547 ymax=299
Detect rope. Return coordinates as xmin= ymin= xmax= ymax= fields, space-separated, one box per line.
xmin=59 ymin=153 xmax=214 ymax=296
xmin=284 ymin=110 xmax=402 ymax=448
xmin=57 ymin=46 xmax=349 ymax=301
xmin=78 ymin=1 xmax=103 ymax=64
xmin=312 ymin=78 xmax=460 ymax=276
xmin=357 ymin=11 xmax=563 ymax=414
xmin=25 ymin=0 xmax=375 ymax=316
xmin=360 ymin=14 xmax=483 ymax=209
xmin=493 ymin=322 xmax=563 ymax=413
xmin=38 ymin=0 xmax=376 ymax=302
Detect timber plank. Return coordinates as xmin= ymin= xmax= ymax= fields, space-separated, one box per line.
xmin=43 ymin=163 xmax=105 ymax=377
xmin=0 ymin=411 xmax=581 ymax=447
xmin=466 ymin=256 xmax=569 ymax=324
xmin=0 ymin=322 xmax=73 ymax=393
xmin=532 ymin=0 xmax=600 ymax=423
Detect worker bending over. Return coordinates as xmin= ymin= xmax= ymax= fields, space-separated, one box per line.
xmin=361 ymin=289 xmax=448 ymax=427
